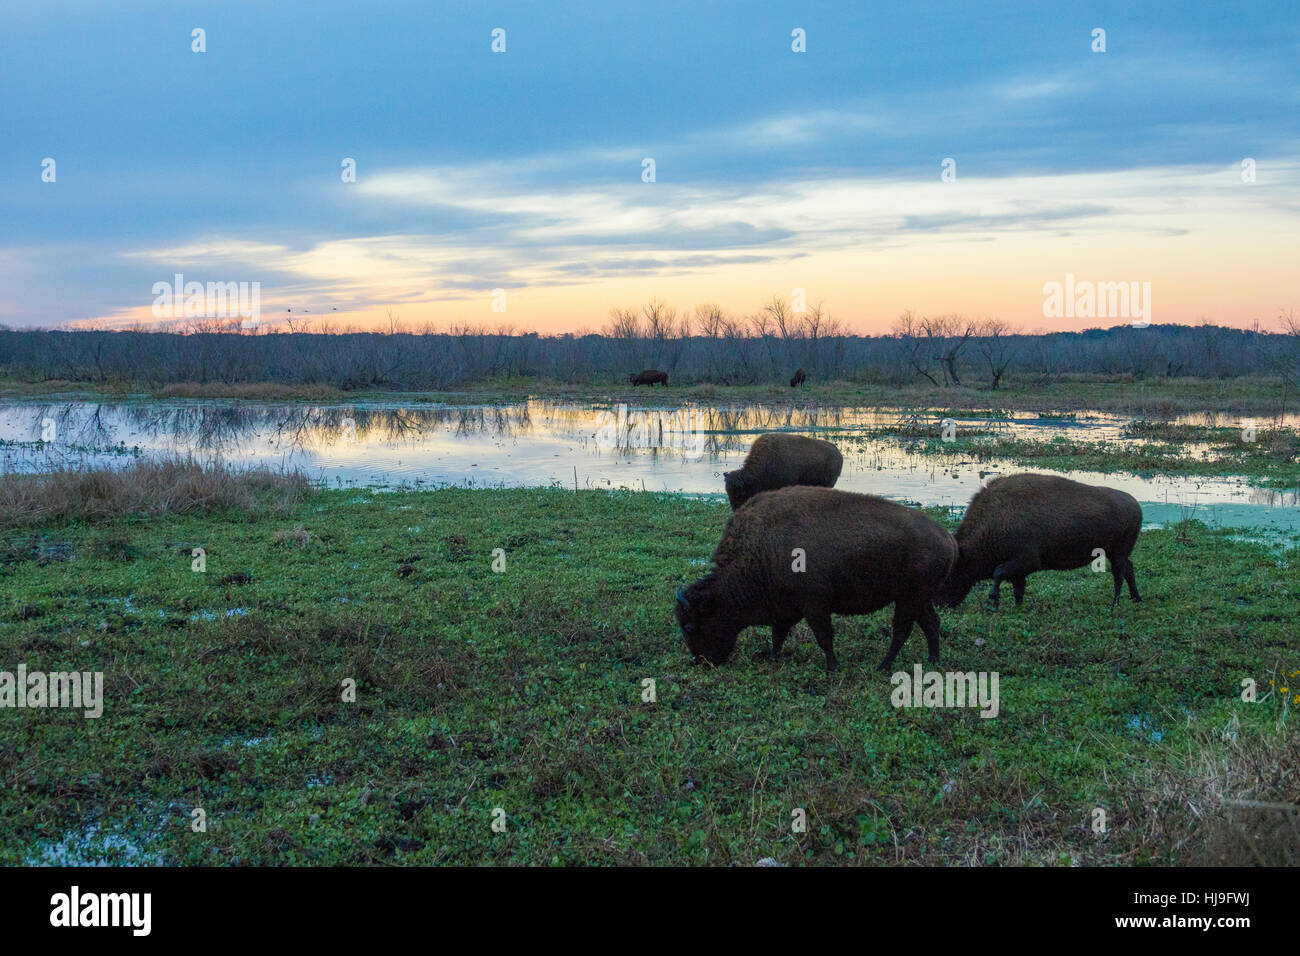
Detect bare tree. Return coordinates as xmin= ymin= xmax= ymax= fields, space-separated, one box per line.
xmin=603 ymin=307 xmax=642 ymax=340
xmin=1276 ymin=308 xmax=1300 ymax=422
xmin=892 ymin=310 xmax=940 ymax=386
xmin=5 ymin=308 xmax=1293 ymax=394
xmin=800 ymin=301 xmax=825 ymax=342
xmin=974 ymin=318 xmax=1016 ymax=389
xmin=924 ymin=314 xmax=973 ymax=386
xmin=761 ymin=295 xmax=797 ymax=341
xmin=1119 ymin=327 xmax=1153 ymax=379
xmin=694 ymin=303 xmax=725 ymax=339
xmin=642 ymin=298 xmax=677 ymax=341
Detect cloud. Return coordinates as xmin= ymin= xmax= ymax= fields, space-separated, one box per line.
xmin=2 ymin=0 xmax=1297 ymax=328
xmin=53 ymin=155 xmax=1290 ymax=328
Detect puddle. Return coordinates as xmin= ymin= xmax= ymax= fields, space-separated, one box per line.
xmin=26 ymin=822 xmax=166 ymax=867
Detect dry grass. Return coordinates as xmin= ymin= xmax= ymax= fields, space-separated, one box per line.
xmin=0 ymin=458 xmax=309 ymax=528
xmin=153 ymin=382 xmax=343 ymax=401
xmin=1124 ymin=711 xmax=1299 ymax=865
xmin=272 ymin=524 xmax=313 ymax=546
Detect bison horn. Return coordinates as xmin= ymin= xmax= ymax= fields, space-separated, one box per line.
xmin=675 ymin=586 xmax=688 ymax=607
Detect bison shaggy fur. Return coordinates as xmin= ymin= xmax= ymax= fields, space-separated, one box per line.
xmin=723 ymin=433 xmax=843 ymax=510
xmin=936 ymin=473 xmax=1143 ymax=609
xmin=629 ymin=369 xmax=669 ymax=386
xmin=790 ymin=368 xmax=807 ymax=387
xmin=675 ymin=486 xmax=957 ymax=671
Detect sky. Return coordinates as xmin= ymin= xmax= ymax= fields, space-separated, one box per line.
xmin=1 ymin=0 xmax=1297 ymax=334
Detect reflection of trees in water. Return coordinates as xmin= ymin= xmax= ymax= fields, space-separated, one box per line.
xmin=18 ymin=400 xmax=953 ymax=460
xmin=1248 ymin=486 xmax=1300 ymax=507
xmin=21 ymin=403 xmax=1298 ymax=508
xmin=20 ymin=402 xmax=543 ymax=455
xmin=1178 ymin=409 xmax=1300 ymax=429
xmin=140 ymin=404 xmax=265 ymax=453
xmin=536 ymin=401 xmax=854 ymax=459
xmin=9 ymin=401 xmax=1300 ymax=514
xmin=13 ymin=403 xmax=258 ymax=454
xmin=33 ymin=403 xmax=118 ymax=448
xmin=452 ymin=405 xmax=533 ymax=438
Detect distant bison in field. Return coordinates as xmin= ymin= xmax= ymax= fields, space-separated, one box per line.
xmin=629 ymin=369 xmax=669 ymax=387
xmin=936 ymin=473 xmax=1142 ymax=610
xmin=790 ymin=368 xmax=806 ymax=387
xmin=675 ymin=486 xmax=957 ymax=671
xmin=723 ymin=433 xmax=842 ymax=510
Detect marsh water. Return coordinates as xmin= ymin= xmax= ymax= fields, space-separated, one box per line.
xmin=3 ymin=399 xmax=1298 ymax=531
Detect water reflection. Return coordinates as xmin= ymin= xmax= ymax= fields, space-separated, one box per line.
xmin=2 ymin=400 xmax=1297 ymax=527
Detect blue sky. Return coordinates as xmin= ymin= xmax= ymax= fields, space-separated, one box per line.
xmin=1 ymin=0 xmax=1297 ymax=331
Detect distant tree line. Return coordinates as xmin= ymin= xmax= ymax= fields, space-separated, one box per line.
xmin=1 ymin=298 xmax=1297 ymax=391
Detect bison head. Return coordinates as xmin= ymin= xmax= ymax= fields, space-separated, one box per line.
xmin=935 ymin=565 xmax=976 ymax=608
xmin=722 ymin=470 xmax=750 ymax=510
xmin=675 ymin=580 xmax=738 ymax=665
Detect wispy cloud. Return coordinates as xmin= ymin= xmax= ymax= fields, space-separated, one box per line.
xmin=1 ymin=0 xmax=1296 ymax=329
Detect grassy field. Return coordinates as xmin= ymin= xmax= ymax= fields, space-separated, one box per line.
xmin=2 ymin=485 xmax=1296 ymax=865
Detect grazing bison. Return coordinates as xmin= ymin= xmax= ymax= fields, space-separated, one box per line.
xmin=936 ymin=473 xmax=1143 ymax=610
xmin=675 ymin=487 xmax=957 ymax=671
xmin=790 ymin=368 xmax=807 ymax=387
xmin=629 ymin=369 xmax=669 ymax=387
xmin=723 ymin=433 xmax=843 ymax=510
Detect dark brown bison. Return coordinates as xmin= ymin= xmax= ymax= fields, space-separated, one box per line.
xmin=790 ymin=368 xmax=807 ymax=387
xmin=723 ymin=433 xmax=842 ymax=510
xmin=629 ymin=369 xmax=668 ymax=386
xmin=675 ymin=486 xmax=957 ymax=671
xmin=936 ymin=473 xmax=1143 ymax=609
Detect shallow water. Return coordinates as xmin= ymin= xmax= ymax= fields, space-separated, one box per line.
xmin=3 ymin=399 xmax=1297 ymax=531
xmin=27 ymin=822 xmax=165 ymax=867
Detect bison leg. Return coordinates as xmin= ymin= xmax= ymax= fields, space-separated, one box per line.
xmin=1123 ymin=557 xmax=1141 ymax=602
xmin=990 ymin=558 xmax=1032 ymax=609
xmin=1109 ymin=560 xmax=1125 ymax=607
xmin=917 ymin=602 xmax=942 ymax=663
xmin=760 ymin=619 xmax=797 ymax=661
xmin=987 ymin=576 xmax=1003 ymax=608
xmin=1012 ymin=576 xmax=1026 ymax=606
xmin=806 ymin=610 xmax=838 ymax=672
xmin=878 ymin=605 xmax=916 ymax=672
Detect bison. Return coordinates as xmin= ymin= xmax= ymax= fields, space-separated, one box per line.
xmin=723 ymin=433 xmax=843 ymax=510
xmin=629 ymin=369 xmax=669 ymax=387
xmin=790 ymin=368 xmax=807 ymax=387
xmin=936 ymin=473 xmax=1142 ymax=610
xmin=675 ymin=486 xmax=957 ymax=671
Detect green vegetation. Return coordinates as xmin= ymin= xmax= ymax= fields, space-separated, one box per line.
xmin=2 ymin=486 xmax=1295 ymax=865
xmin=860 ymin=431 xmax=1300 ymax=487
